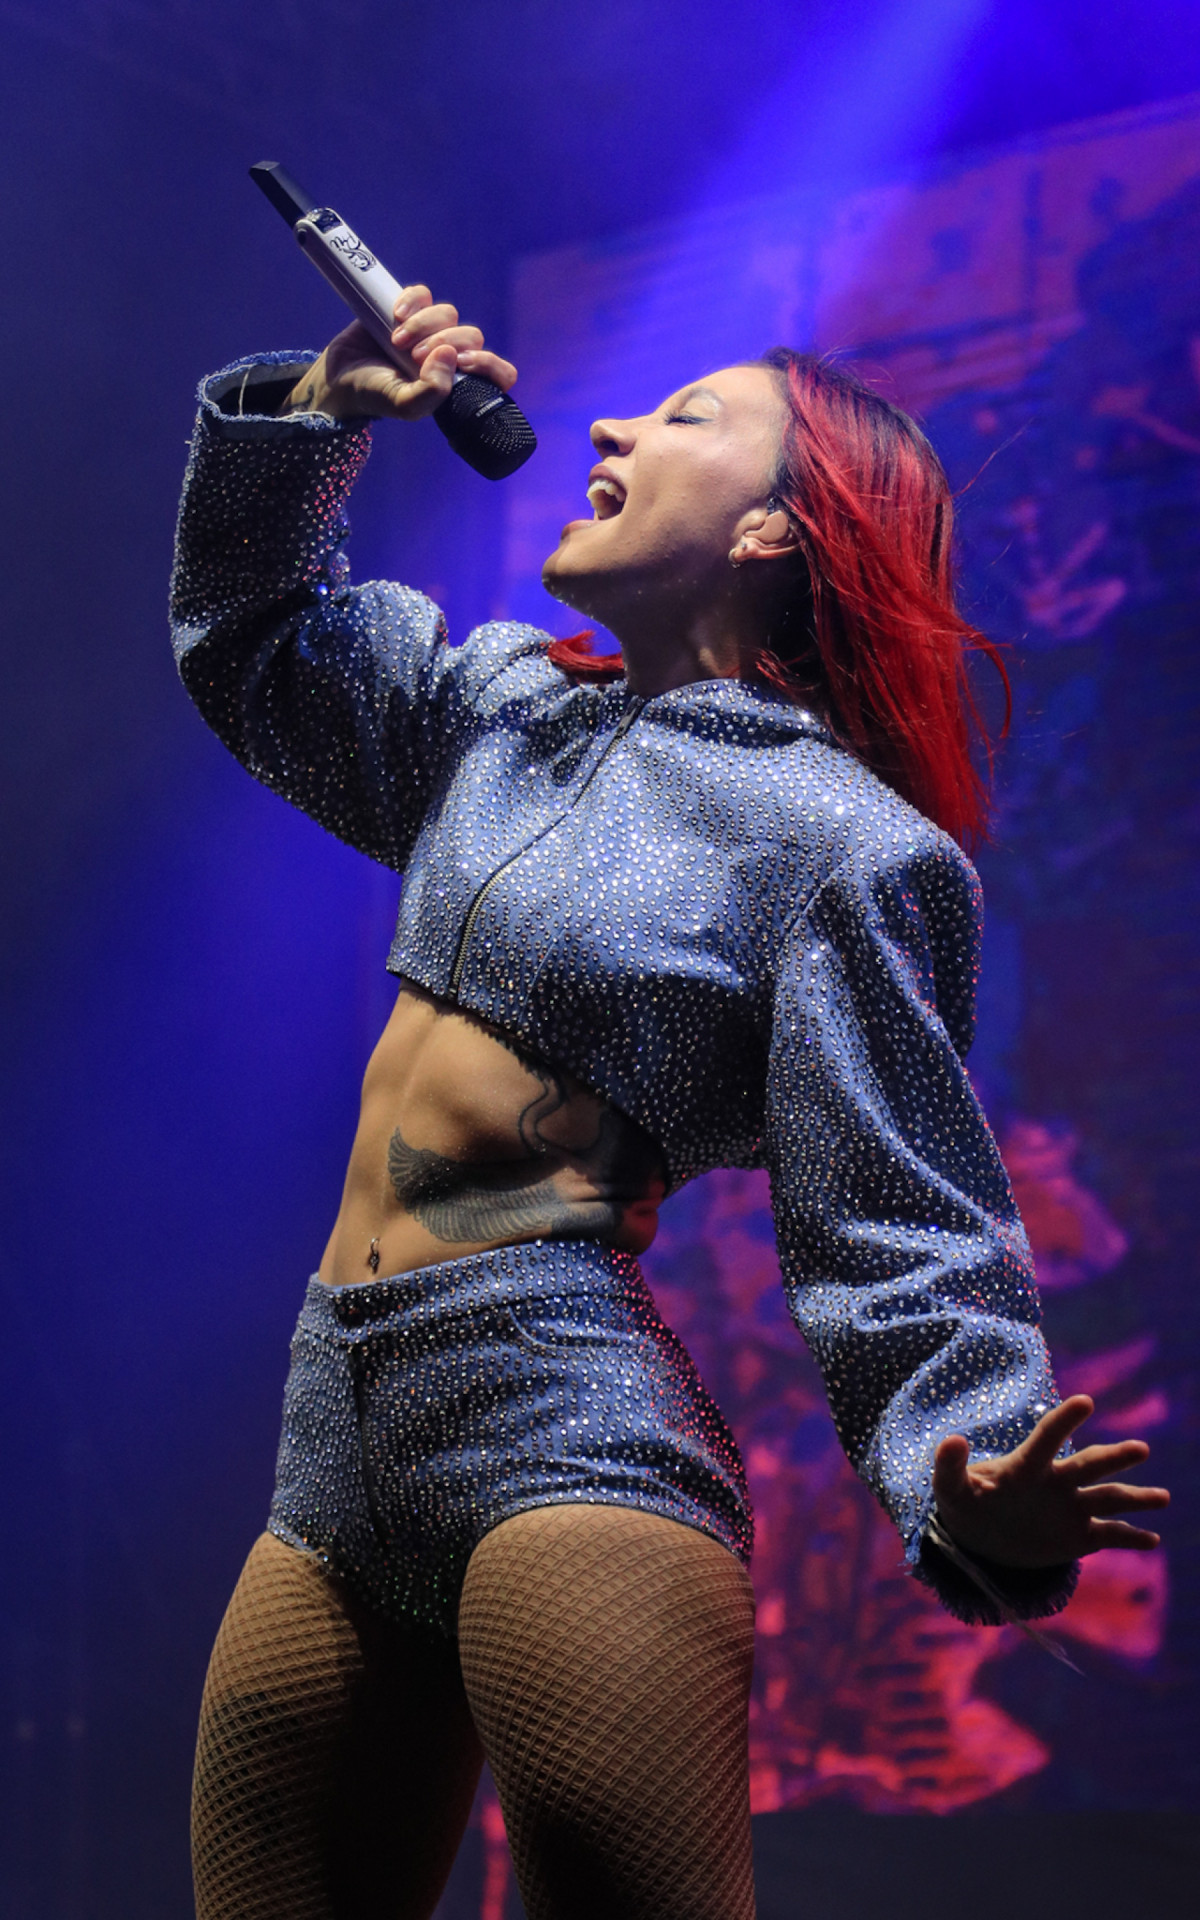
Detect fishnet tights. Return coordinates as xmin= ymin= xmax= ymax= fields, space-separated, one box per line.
xmin=192 ymin=1512 xmax=757 ymax=1920
xmin=460 ymin=1506 xmax=758 ymax=1920
xmin=191 ymin=1533 xmax=482 ymax=1920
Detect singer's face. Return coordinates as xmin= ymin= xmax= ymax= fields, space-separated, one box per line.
xmin=541 ymin=364 xmax=784 ymax=627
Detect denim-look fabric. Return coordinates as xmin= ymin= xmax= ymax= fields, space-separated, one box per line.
xmin=269 ymin=1242 xmax=753 ymax=1637
xmin=171 ymin=354 xmax=1077 ymax=1624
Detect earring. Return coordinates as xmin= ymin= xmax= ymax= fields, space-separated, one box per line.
xmin=729 ymin=542 xmax=749 ymax=568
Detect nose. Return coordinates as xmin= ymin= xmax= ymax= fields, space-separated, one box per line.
xmin=590 ymin=415 xmax=636 ymax=457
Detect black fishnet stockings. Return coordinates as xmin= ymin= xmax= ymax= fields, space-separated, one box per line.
xmin=192 ymin=1513 xmax=757 ymax=1920
xmin=460 ymin=1506 xmax=758 ymax=1920
xmin=191 ymin=1533 xmax=482 ymax=1920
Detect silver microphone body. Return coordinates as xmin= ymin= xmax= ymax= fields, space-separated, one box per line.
xmin=295 ymin=209 xmax=414 ymax=367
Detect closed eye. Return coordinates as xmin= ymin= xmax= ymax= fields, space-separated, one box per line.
xmin=664 ymin=411 xmax=708 ymax=425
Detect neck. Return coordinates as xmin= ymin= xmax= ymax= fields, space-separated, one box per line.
xmin=609 ymin=592 xmax=769 ymax=699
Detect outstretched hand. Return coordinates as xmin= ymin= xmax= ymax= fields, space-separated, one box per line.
xmin=278 ymin=284 xmax=518 ymax=423
xmin=932 ymin=1395 xmax=1168 ymax=1568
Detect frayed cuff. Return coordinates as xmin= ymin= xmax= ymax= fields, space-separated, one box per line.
xmin=196 ymin=353 xmax=372 ymax=441
xmin=915 ymin=1519 xmax=1079 ymax=1627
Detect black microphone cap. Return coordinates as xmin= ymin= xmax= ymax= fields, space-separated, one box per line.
xmin=250 ymin=162 xmax=316 ymax=228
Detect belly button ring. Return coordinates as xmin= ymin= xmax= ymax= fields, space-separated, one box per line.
xmin=367 ymin=1238 xmax=381 ymax=1274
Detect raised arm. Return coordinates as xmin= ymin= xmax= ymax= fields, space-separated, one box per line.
xmin=765 ymin=828 xmax=1082 ymax=1623
xmin=170 ymin=290 xmax=519 ymax=870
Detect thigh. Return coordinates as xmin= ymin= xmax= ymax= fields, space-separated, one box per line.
xmin=193 ymin=1532 xmax=483 ymax=1920
xmin=458 ymin=1505 xmax=757 ymax=1920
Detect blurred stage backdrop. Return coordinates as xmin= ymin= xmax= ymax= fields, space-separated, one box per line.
xmin=1 ymin=9 xmax=1198 ymax=1919
xmin=439 ymin=92 xmax=1200 ymax=1916
xmin=505 ymin=83 xmax=1200 ymax=1811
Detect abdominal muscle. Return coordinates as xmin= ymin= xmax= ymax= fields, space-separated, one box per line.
xmin=317 ymin=980 xmax=667 ymax=1288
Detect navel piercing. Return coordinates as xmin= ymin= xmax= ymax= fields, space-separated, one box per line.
xmin=367 ymin=1237 xmax=381 ymax=1274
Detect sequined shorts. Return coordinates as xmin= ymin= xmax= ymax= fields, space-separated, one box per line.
xmin=267 ymin=1239 xmax=753 ymax=1637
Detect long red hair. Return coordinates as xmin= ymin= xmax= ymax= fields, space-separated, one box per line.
xmin=751 ymin=349 xmax=1008 ymax=847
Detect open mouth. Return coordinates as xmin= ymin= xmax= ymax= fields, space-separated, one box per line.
xmin=586 ymin=476 xmax=626 ymax=520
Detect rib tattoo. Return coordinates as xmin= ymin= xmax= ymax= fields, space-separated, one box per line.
xmin=385 ymin=1065 xmax=658 ymax=1245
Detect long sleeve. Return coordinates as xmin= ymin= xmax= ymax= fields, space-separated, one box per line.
xmin=765 ymin=824 xmax=1078 ymax=1624
xmin=169 ymin=352 xmax=462 ymax=872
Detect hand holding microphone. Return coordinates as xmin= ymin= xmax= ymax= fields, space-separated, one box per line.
xmin=279 ymin=290 xmax=518 ymax=429
xmin=250 ymin=161 xmax=535 ymax=479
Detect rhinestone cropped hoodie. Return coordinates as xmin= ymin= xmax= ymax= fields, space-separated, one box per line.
xmin=170 ymin=353 xmax=1078 ymax=1625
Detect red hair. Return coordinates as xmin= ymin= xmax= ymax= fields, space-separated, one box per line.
xmin=752 ymin=350 xmax=1008 ymax=847
xmin=545 ymin=630 xmax=624 ymax=681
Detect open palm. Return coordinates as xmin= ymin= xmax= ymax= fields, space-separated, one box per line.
xmin=933 ymin=1394 xmax=1169 ymax=1567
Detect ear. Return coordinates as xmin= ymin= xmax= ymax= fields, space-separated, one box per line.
xmin=730 ymin=504 xmax=801 ymax=566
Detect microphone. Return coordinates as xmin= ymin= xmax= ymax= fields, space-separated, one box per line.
xmin=249 ymin=161 xmax=536 ymax=482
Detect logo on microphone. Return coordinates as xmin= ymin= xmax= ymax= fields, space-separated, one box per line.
xmin=330 ymin=228 xmax=377 ymax=273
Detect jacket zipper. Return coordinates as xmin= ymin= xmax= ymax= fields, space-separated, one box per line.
xmin=447 ymin=693 xmax=644 ymax=1000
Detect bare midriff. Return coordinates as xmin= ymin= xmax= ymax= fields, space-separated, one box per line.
xmin=317 ymin=980 xmax=667 ymax=1287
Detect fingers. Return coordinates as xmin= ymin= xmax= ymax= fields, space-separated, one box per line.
xmin=1078 ymin=1482 xmax=1171 ymax=1516
xmin=381 ymin=348 xmax=458 ymax=419
xmin=1083 ymin=1518 xmax=1163 ymax=1553
xmin=456 ymin=348 xmax=518 ymax=391
xmin=1018 ymin=1394 xmax=1095 ymax=1470
xmin=392 ymin=291 xmax=464 ymax=355
xmin=932 ymin=1433 xmax=971 ymax=1506
xmin=392 ymin=284 xmax=434 ymax=325
xmin=311 ymin=287 xmax=513 ymax=422
xmin=410 ymin=325 xmax=485 ymax=364
xmin=1057 ymin=1439 xmax=1151 ymax=1485
xmin=389 ymin=286 xmax=517 ymax=391
xmin=922 ymin=1405 xmax=1170 ymax=1568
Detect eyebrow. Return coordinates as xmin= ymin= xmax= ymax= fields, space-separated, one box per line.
xmin=668 ymin=384 xmax=723 ymax=411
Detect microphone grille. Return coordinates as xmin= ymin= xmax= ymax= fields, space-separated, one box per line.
xmin=433 ymin=375 xmax=537 ymax=481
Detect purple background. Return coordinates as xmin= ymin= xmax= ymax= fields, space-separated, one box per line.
xmin=2 ymin=6 xmax=1198 ymax=1916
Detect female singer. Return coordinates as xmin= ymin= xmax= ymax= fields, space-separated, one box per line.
xmin=172 ymin=287 xmax=1168 ymax=1920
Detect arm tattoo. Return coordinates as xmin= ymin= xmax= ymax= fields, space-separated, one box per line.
xmin=278 ymin=381 xmax=317 ymax=416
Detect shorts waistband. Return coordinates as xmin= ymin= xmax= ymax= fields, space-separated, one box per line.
xmin=301 ymin=1239 xmax=646 ymax=1340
